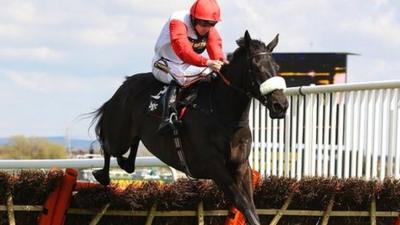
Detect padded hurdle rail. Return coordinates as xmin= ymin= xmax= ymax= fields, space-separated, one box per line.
xmin=2 ymin=168 xmax=400 ymax=224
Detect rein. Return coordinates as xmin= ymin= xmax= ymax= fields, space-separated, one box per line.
xmin=216 ymin=71 xmax=252 ymax=98
xmin=190 ymin=51 xmax=274 ymax=128
xmin=216 ymin=51 xmax=271 ymax=98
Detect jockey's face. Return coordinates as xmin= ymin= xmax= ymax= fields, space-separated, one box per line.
xmin=195 ymin=24 xmax=211 ymax=36
xmin=194 ymin=19 xmax=217 ymax=36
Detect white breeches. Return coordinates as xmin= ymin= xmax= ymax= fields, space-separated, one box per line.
xmin=152 ymin=57 xmax=212 ymax=86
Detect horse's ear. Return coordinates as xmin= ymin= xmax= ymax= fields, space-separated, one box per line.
xmin=236 ymin=30 xmax=252 ymax=49
xmin=266 ymin=33 xmax=279 ymax=52
xmin=227 ymin=53 xmax=234 ymax=61
xmin=244 ymin=30 xmax=252 ymax=49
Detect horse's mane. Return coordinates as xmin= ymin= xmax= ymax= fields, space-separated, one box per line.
xmin=228 ymin=38 xmax=268 ymax=62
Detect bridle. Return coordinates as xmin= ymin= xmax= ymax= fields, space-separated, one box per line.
xmin=216 ymin=51 xmax=272 ymax=99
xmin=247 ymin=51 xmax=272 ymax=92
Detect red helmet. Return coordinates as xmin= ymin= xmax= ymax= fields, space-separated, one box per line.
xmin=190 ymin=0 xmax=221 ymax=22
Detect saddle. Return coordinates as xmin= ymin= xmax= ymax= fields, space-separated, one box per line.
xmin=147 ymin=83 xmax=199 ymax=121
xmin=148 ymin=60 xmax=215 ymax=133
xmin=145 ymin=72 xmax=217 ymax=178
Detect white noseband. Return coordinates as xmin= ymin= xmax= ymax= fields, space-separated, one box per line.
xmin=259 ymin=76 xmax=287 ymax=95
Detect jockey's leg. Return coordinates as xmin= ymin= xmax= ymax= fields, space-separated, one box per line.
xmin=158 ymin=80 xmax=179 ymax=133
xmin=152 ymin=58 xmax=212 ymax=86
xmin=152 ymin=60 xmax=211 ymax=133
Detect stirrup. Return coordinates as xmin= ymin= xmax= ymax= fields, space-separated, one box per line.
xmin=168 ymin=112 xmax=178 ymax=124
xmin=170 ymin=112 xmax=183 ymax=128
xmin=158 ymin=113 xmax=176 ymax=134
xmin=158 ymin=112 xmax=182 ymax=134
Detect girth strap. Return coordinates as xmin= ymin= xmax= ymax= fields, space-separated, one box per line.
xmin=170 ymin=115 xmax=195 ymax=179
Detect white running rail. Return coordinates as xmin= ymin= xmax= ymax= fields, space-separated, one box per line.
xmin=1 ymin=81 xmax=399 ymax=181
xmin=249 ymin=80 xmax=400 ymax=180
xmin=0 ymin=157 xmax=165 ymax=169
xmin=0 ymin=157 xmax=184 ymax=180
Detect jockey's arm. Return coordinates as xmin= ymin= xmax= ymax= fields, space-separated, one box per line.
xmin=206 ymin=27 xmax=225 ymax=61
xmin=169 ymin=20 xmax=208 ymax=67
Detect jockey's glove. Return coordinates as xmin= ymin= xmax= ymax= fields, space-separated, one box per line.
xmin=206 ymin=59 xmax=224 ymax=72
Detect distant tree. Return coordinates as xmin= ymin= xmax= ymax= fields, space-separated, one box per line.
xmin=0 ymin=135 xmax=67 ymax=159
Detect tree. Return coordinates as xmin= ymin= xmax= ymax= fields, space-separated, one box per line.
xmin=0 ymin=135 xmax=67 ymax=159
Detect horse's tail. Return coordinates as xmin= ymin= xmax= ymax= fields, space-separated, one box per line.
xmin=90 ymin=73 xmax=155 ymax=154
xmin=90 ymin=102 xmax=108 ymax=154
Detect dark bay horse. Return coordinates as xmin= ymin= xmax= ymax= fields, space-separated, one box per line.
xmin=92 ymin=31 xmax=288 ymax=225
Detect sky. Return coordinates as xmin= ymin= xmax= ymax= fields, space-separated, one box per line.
xmin=0 ymin=0 xmax=399 ymax=140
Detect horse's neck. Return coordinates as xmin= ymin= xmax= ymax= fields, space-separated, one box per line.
xmin=212 ymin=63 xmax=251 ymax=125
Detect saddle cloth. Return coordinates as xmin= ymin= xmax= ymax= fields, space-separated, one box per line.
xmin=146 ymin=85 xmax=198 ymax=119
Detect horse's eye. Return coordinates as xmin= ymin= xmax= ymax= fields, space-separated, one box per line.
xmin=253 ymin=64 xmax=262 ymax=73
xmin=253 ymin=57 xmax=261 ymax=64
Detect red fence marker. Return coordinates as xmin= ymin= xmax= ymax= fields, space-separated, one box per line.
xmin=394 ymin=216 xmax=400 ymax=225
xmin=38 ymin=168 xmax=78 ymax=225
xmin=75 ymin=181 xmax=102 ymax=191
xmin=51 ymin=168 xmax=78 ymax=225
xmin=38 ymin=168 xmax=65 ymax=225
xmin=38 ymin=178 xmax=62 ymax=225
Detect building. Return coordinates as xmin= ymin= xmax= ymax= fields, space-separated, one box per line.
xmin=273 ymin=53 xmax=355 ymax=87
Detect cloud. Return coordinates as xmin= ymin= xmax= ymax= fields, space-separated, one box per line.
xmin=1 ymin=2 xmax=36 ymax=24
xmin=340 ymin=11 xmax=400 ymax=48
xmin=0 ymin=70 xmax=124 ymax=138
xmin=0 ymin=47 xmax=64 ymax=62
xmin=2 ymin=70 xmax=122 ymax=94
xmin=0 ymin=0 xmax=399 ymax=139
xmin=222 ymin=0 xmax=400 ymax=51
xmin=78 ymin=28 xmax=127 ymax=47
xmin=0 ymin=23 xmax=22 ymax=39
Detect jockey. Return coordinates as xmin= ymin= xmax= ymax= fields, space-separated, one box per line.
xmin=152 ymin=0 xmax=227 ymax=132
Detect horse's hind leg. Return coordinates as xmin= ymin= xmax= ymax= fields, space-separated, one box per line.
xmin=117 ymin=137 xmax=140 ymax=173
xmin=93 ymin=151 xmax=111 ymax=185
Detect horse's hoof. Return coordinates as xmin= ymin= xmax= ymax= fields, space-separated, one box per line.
xmin=117 ymin=157 xmax=135 ymax=173
xmin=92 ymin=169 xmax=110 ymax=186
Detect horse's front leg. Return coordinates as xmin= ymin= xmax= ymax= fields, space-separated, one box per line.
xmin=228 ymin=127 xmax=258 ymax=224
xmin=184 ymin=115 xmax=259 ymax=224
xmin=209 ymin=155 xmax=260 ymax=225
xmin=204 ymin=127 xmax=259 ymax=225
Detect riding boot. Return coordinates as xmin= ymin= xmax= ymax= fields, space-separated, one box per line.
xmin=158 ymin=81 xmax=179 ymax=134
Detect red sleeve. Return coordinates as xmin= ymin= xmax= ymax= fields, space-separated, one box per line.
xmin=206 ymin=27 xmax=224 ymax=60
xmin=169 ymin=19 xmax=208 ymax=67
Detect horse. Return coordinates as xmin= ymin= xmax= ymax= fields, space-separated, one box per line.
xmin=91 ymin=30 xmax=288 ymax=225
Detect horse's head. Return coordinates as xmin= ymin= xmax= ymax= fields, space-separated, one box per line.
xmin=235 ymin=30 xmax=288 ymax=118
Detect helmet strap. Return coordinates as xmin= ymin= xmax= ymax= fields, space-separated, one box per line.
xmin=190 ymin=16 xmax=197 ymax=26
